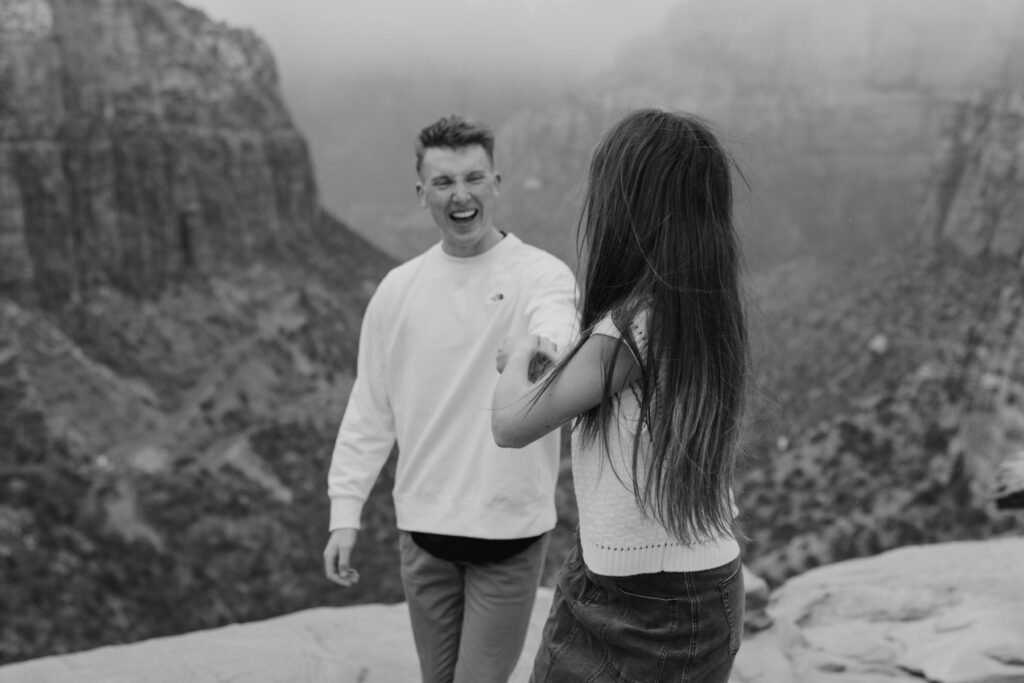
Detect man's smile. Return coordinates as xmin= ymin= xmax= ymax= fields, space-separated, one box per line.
xmin=449 ymin=209 xmax=479 ymax=224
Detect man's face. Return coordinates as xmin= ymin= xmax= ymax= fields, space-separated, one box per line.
xmin=416 ymin=144 xmax=502 ymax=257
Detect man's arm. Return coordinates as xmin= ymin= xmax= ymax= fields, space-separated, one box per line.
xmin=523 ymin=257 xmax=580 ymax=353
xmin=323 ymin=288 xmax=396 ymax=587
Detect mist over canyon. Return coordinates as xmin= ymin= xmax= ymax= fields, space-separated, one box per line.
xmin=267 ymin=0 xmax=1024 ymax=268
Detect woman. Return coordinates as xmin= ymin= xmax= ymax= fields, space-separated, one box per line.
xmin=492 ymin=109 xmax=748 ymax=682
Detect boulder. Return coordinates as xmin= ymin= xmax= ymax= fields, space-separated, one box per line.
xmin=996 ymin=450 xmax=1024 ymax=509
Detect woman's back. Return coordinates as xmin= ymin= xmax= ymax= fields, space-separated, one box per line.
xmin=571 ymin=309 xmax=741 ymax=577
xmin=572 ymin=109 xmax=747 ymax=548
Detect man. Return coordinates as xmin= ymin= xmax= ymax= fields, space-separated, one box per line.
xmin=323 ymin=115 xmax=577 ymax=683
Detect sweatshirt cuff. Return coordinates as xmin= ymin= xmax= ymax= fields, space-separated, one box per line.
xmin=329 ymin=497 xmax=364 ymax=531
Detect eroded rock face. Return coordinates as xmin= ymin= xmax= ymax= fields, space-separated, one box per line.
xmin=0 ymin=1 xmax=399 ymax=664
xmin=920 ymin=92 xmax=1024 ymax=262
xmin=0 ymin=298 xmax=164 ymax=457
xmin=0 ymin=0 xmax=318 ymax=303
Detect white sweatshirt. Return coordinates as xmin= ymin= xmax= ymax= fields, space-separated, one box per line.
xmin=328 ymin=234 xmax=578 ymax=538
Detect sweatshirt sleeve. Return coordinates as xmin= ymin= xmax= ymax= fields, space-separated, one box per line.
xmin=524 ymin=257 xmax=579 ymax=352
xmin=326 ymin=286 xmax=396 ymax=531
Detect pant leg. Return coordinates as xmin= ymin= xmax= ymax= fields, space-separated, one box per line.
xmin=399 ymin=531 xmax=465 ymax=683
xmin=453 ymin=534 xmax=549 ymax=683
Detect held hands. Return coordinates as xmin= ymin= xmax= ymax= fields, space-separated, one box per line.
xmin=323 ymin=527 xmax=360 ymax=587
xmin=495 ymin=335 xmax=558 ymax=380
xmin=491 ymin=334 xmax=568 ymax=448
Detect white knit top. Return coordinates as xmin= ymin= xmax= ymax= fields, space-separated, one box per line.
xmin=572 ymin=312 xmax=740 ymax=576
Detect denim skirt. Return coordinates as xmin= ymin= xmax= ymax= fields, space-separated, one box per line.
xmin=530 ymin=541 xmax=743 ymax=683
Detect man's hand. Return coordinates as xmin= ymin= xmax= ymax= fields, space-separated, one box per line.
xmin=323 ymin=528 xmax=360 ymax=587
xmin=495 ymin=335 xmax=558 ymax=376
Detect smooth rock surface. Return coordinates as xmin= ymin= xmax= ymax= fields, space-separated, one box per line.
xmin=4 ymin=540 xmax=1023 ymax=683
xmin=0 ymin=590 xmax=553 ymax=683
xmin=732 ymin=537 xmax=1024 ymax=683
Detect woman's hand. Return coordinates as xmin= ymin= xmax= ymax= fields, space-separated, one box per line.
xmin=495 ymin=335 xmax=558 ymax=375
xmin=492 ymin=332 xmax=639 ymax=449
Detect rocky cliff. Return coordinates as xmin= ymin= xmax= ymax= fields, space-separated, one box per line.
xmin=919 ymin=92 xmax=1024 ymax=261
xmin=735 ymin=89 xmax=1024 ymax=586
xmin=0 ymin=0 xmax=400 ymax=665
xmin=0 ymin=0 xmax=331 ymax=303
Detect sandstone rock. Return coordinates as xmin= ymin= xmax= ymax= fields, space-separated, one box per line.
xmin=0 ymin=0 xmax=319 ymax=303
xmin=1 ymin=541 xmax=1019 ymax=682
xmin=0 ymin=589 xmax=555 ymax=683
xmin=0 ymin=298 xmax=165 ymax=456
xmin=742 ymin=564 xmax=773 ymax=632
xmin=919 ymin=92 xmax=1024 ymax=262
xmin=0 ymin=563 xmax=774 ymax=682
xmin=733 ymin=537 xmax=1024 ymax=683
xmin=995 ymin=450 xmax=1024 ymax=509
xmin=866 ymin=333 xmax=889 ymax=356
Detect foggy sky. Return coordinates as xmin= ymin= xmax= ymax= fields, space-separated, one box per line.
xmin=186 ymin=0 xmax=680 ymax=84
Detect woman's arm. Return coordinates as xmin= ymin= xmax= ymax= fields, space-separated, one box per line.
xmin=492 ymin=333 xmax=640 ymax=448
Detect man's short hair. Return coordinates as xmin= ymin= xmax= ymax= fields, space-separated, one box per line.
xmin=415 ymin=115 xmax=495 ymax=174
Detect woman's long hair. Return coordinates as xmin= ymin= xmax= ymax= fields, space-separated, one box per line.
xmin=548 ymin=109 xmax=748 ymax=542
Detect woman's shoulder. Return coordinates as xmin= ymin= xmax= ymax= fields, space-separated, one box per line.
xmin=598 ymin=298 xmax=651 ymax=340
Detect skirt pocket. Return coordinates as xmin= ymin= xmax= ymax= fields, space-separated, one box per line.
xmin=716 ymin=561 xmax=744 ymax=656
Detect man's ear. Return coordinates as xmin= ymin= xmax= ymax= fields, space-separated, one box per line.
xmin=493 ymin=172 xmax=502 ymax=195
xmin=415 ymin=182 xmax=426 ymax=207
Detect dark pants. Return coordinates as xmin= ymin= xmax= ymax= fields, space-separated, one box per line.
xmin=399 ymin=531 xmax=549 ymax=683
xmin=530 ymin=540 xmax=743 ymax=683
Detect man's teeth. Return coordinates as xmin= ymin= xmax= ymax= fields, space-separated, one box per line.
xmin=451 ymin=210 xmax=477 ymax=219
